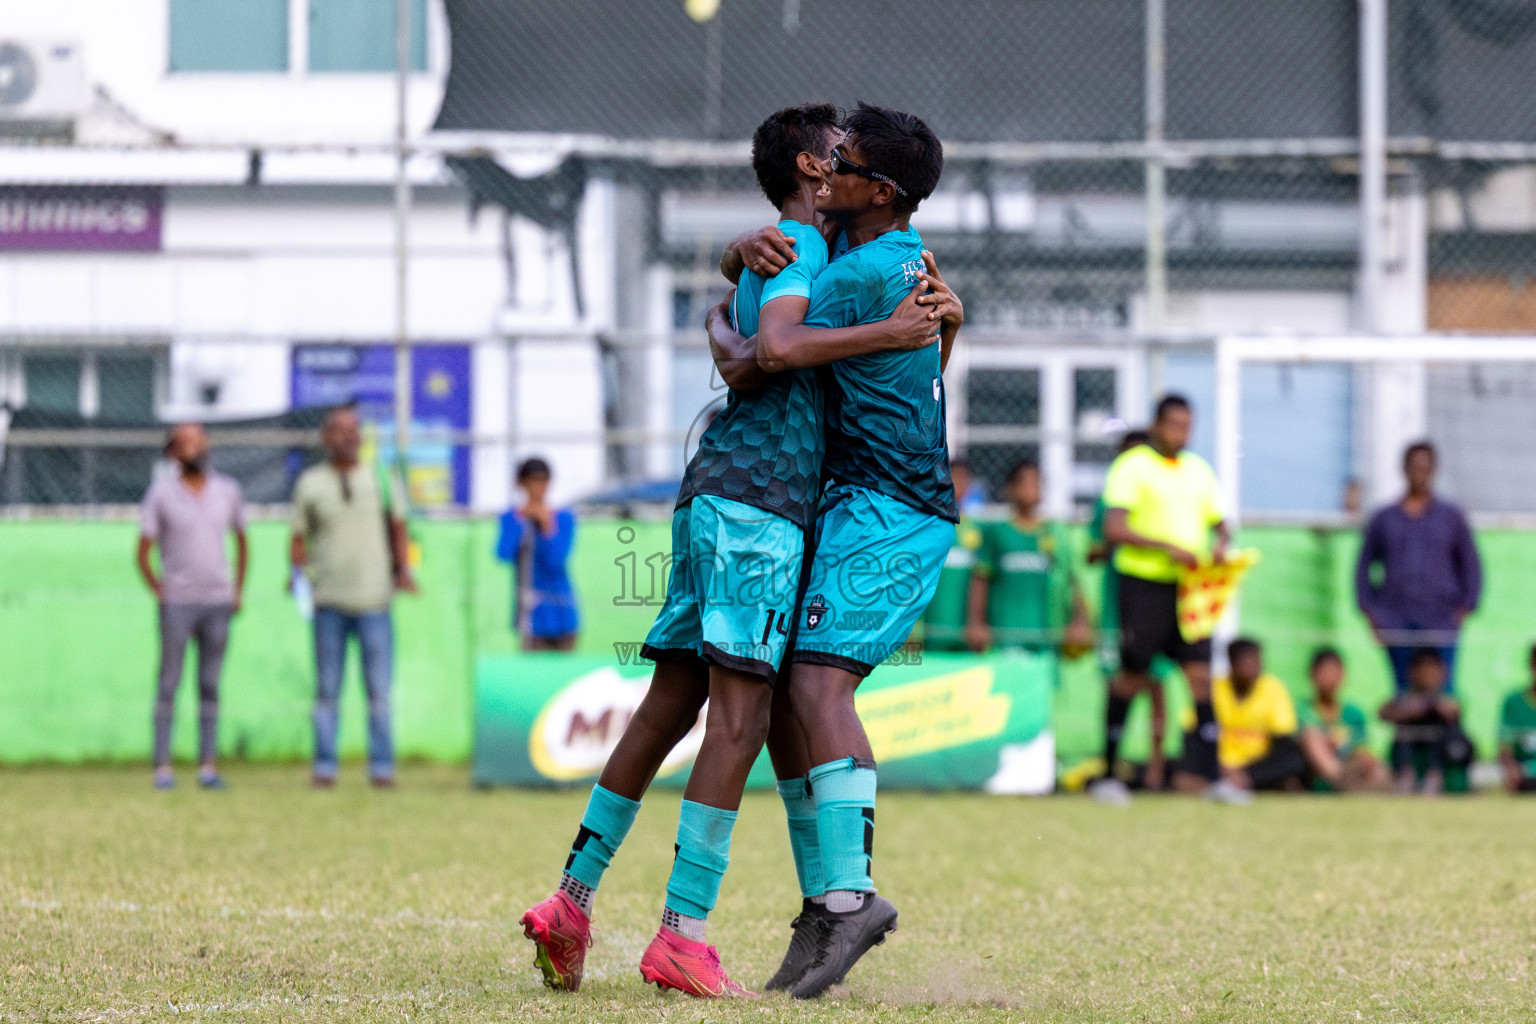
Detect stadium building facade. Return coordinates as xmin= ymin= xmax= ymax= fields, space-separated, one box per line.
xmin=0 ymin=0 xmax=604 ymax=510
xmin=4 ymin=0 xmax=1536 ymax=517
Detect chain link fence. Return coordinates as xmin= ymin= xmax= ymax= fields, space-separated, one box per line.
xmin=5 ymin=0 xmax=1536 ymax=514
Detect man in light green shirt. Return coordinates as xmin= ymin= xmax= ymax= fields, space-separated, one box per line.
xmin=290 ymin=404 xmax=415 ymax=788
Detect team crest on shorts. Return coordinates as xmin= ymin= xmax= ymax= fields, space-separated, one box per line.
xmin=804 ymin=594 xmax=832 ymax=631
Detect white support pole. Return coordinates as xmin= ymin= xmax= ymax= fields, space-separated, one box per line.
xmin=1118 ymin=343 xmax=1145 ymax=429
xmin=392 ymin=0 xmax=413 ymax=489
xmin=1211 ymin=336 xmax=1244 ymax=672
xmin=1040 ymin=356 xmax=1074 ymax=520
xmin=1213 ymin=336 xmax=1242 ymax=530
xmin=1357 ymin=0 xmax=1388 ymax=334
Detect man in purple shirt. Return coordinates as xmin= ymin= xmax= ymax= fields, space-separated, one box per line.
xmin=1355 ymin=441 xmax=1482 ymax=693
xmin=138 ymin=423 xmax=248 ymax=790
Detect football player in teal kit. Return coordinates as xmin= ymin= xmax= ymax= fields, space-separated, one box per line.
xmin=519 ymin=104 xmax=947 ymax=1000
xmin=706 ymin=102 xmax=962 ymax=998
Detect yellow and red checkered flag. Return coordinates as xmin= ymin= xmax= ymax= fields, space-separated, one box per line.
xmin=1177 ymin=549 xmax=1261 ymax=642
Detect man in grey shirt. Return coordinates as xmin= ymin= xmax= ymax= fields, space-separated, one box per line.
xmin=137 ymin=423 xmax=248 ymax=790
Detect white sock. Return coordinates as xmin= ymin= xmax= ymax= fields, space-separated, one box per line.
xmin=824 ymin=890 xmax=866 ymax=913
xmin=661 ymin=905 xmax=707 ymax=942
xmin=809 ymin=894 xmax=828 ymax=906
xmin=559 ymin=873 xmax=596 ymax=917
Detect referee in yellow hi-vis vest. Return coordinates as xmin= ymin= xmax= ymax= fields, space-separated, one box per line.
xmin=1090 ymin=395 xmax=1232 ymax=806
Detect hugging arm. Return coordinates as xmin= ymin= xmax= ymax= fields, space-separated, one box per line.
xmin=704 ymin=298 xmax=775 ymax=391
xmin=755 ymin=290 xmax=939 ymax=373
xmin=705 ymin=289 xmax=939 ymax=381
xmin=720 ymin=226 xmax=799 ymax=285
xmin=915 ymin=252 xmax=964 ymax=373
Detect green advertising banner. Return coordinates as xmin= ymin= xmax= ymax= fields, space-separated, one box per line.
xmin=473 ymin=651 xmax=1056 ymax=792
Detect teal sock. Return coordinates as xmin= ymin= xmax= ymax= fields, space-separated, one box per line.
xmin=776 ymin=777 xmax=825 ymax=898
xmin=663 ymin=800 xmax=738 ymax=920
xmin=563 ymin=784 xmax=641 ymax=891
xmin=810 ymin=757 xmax=877 ymax=893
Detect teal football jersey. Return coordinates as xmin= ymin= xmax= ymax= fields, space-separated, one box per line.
xmin=677 ymin=220 xmax=828 ymax=529
xmin=804 ymin=225 xmax=958 ymax=522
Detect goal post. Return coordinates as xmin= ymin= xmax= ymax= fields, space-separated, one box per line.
xmin=1214 ymin=333 xmax=1536 ymax=530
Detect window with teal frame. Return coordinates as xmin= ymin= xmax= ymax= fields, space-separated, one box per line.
xmin=309 ymin=0 xmax=427 ymax=72
xmin=169 ymin=0 xmax=289 ymax=72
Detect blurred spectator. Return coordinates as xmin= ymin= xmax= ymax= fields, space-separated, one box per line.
xmin=920 ymin=518 xmax=981 ymax=652
xmin=1379 ymin=648 xmax=1473 ymax=795
xmin=137 ymin=423 xmax=247 ymax=791
xmin=1297 ymin=647 xmax=1390 ymax=792
xmin=964 ymin=461 xmax=1091 ymax=656
xmin=1355 ymin=441 xmax=1481 ymax=694
xmin=1492 ymin=644 xmax=1536 ymax=798
xmin=1497 ymin=644 xmax=1536 ymax=794
xmin=950 ymin=458 xmax=988 ymax=515
xmin=496 ymin=457 xmax=579 ymax=652
xmin=1341 ymin=477 xmax=1364 ymax=520
xmin=151 ymin=436 xmax=180 ymax=484
xmin=1170 ymin=638 xmax=1306 ymax=803
xmin=289 ymin=405 xmax=416 ymax=789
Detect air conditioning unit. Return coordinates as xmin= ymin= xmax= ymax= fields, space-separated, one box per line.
xmin=0 ymin=39 xmax=88 ymax=124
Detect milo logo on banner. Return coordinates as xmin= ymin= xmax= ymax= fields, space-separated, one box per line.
xmin=526 ymin=667 xmax=705 ymax=781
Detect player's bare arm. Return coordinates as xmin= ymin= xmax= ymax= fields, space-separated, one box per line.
xmin=720 ymin=225 xmax=798 ymax=284
xmin=755 ymin=287 xmax=938 ymax=372
xmin=1062 ymin=587 xmax=1095 ymax=655
xmin=964 ymin=572 xmax=992 ymax=653
xmin=916 ymin=251 xmax=963 ymax=372
xmin=704 ymin=297 xmax=774 ymax=391
xmin=705 ymin=287 xmax=937 ymax=377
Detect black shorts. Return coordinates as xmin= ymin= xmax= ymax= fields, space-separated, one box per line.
xmin=1117 ymin=573 xmax=1211 ymax=674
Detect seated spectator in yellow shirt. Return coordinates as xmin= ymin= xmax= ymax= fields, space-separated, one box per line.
xmin=1297 ymin=646 xmax=1391 ymax=792
xmin=1171 ymin=637 xmax=1307 ymax=801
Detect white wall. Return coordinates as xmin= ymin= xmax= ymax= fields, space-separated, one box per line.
xmin=0 ymin=0 xmax=448 ymax=147
xmin=0 ymin=185 xmax=504 ymax=340
xmin=1130 ymin=290 xmax=1353 ymax=334
xmin=507 ymin=337 xmax=606 ymax=510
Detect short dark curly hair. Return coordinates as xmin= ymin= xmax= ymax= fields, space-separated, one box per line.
xmin=840 ymin=101 xmax=943 ymax=214
xmin=751 ymin=103 xmax=841 ymax=209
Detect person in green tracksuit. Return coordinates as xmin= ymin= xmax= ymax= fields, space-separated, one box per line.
xmin=1499 ymin=644 xmax=1536 ymax=793
xmin=964 ymin=461 xmax=1091 ymax=659
xmin=1296 ymin=645 xmax=1390 ymax=792
xmin=922 ymin=519 xmax=982 ymax=651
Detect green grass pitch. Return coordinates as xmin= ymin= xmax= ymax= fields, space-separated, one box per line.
xmin=3 ymin=764 xmax=1534 ymax=1022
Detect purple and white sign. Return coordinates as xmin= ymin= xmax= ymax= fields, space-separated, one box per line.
xmin=0 ymin=186 xmax=163 ymax=251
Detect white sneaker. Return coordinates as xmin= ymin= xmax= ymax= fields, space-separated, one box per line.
xmin=1204 ymin=779 xmax=1254 ymax=806
xmin=1088 ymin=777 xmax=1133 ymax=807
